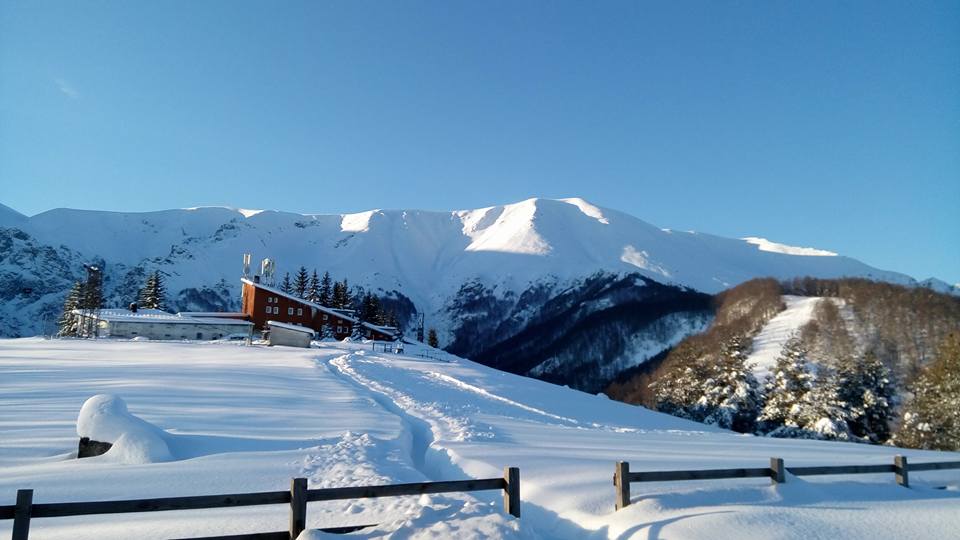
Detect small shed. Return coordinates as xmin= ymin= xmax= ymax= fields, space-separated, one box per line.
xmin=267 ymin=320 xmax=313 ymax=348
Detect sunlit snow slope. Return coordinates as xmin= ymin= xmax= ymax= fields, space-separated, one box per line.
xmin=1 ymin=197 xmax=918 ymax=339
xmin=1 ymin=339 xmax=958 ymax=539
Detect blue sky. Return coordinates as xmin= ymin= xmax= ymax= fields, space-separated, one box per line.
xmin=1 ymin=1 xmax=958 ymax=283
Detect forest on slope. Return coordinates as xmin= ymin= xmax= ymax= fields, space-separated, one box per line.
xmin=607 ymin=278 xmax=960 ymax=449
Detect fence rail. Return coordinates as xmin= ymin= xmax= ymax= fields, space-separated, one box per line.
xmin=614 ymin=456 xmax=960 ymax=510
xmin=1 ymin=467 xmax=520 ymax=540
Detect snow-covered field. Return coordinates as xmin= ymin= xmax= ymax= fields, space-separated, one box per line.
xmin=1 ymin=338 xmax=959 ymax=539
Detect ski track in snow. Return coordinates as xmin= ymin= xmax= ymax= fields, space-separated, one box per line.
xmin=747 ymin=296 xmax=824 ymax=380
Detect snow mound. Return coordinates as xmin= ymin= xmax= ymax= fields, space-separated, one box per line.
xmin=76 ymin=394 xmax=172 ymax=464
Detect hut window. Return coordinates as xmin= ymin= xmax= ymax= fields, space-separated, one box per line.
xmin=297 ymin=308 xmax=303 ymax=316
xmin=288 ymin=307 xmax=294 ymax=315
xmin=196 ymin=332 xmax=203 ymax=339
xmin=273 ymin=307 xmax=279 ymax=314
xmin=265 ymin=306 xmax=271 ymax=314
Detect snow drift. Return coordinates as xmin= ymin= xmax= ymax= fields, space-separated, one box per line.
xmin=77 ymin=394 xmax=172 ymax=464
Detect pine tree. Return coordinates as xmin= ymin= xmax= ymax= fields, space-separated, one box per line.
xmin=836 ymin=353 xmax=896 ymax=443
xmin=699 ymin=338 xmax=764 ymax=432
xmin=358 ymin=292 xmax=384 ymax=326
xmin=652 ymin=360 xmax=712 ymax=421
xmin=319 ymin=321 xmax=335 ymax=340
xmin=427 ymin=328 xmax=439 ymax=348
xmin=758 ymin=337 xmax=816 ymax=434
xmin=280 ymin=273 xmax=293 ymax=294
xmin=758 ymin=337 xmax=853 ymax=440
xmin=57 ymin=281 xmax=83 ymax=337
xmin=307 ymin=270 xmax=321 ymax=304
xmin=653 ymin=338 xmax=762 ymax=432
xmin=800 ymin=369 xmax=854 ymax=441
xmin=332 ymin=279 xmax=351 ymax=309
xmin=294 ymin=266 xmax=309 ymax=299
xmin=894 ymin=333 xmax=960 ymax=450
xmin=138 ymin=271 xmax=167 ymax=310
xmin=386 ymin=311 xmax=399 ymax=329
xmin=319 ymin=272 xmax=333 ymax=306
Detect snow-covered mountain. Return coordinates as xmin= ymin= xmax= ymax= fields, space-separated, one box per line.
xmin=0 ymin=197 xmax=928 ymax=388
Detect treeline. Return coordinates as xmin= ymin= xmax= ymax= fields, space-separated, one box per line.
xmin=783 ymin=276 xmax=960 ymax=382
xmin=606 ymin=277 xmax=960 ymax=450
xmin=606 ymin=278 xmax=784 ymax=405
xmin=277 ymin=266 xmax=399 ymax=330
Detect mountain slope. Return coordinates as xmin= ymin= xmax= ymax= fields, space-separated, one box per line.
xmin=0 ymin=197 xmax=932 ymax=391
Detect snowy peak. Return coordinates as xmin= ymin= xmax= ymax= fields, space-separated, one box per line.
xmin=919 ymin=277 xmax=960 ymax=297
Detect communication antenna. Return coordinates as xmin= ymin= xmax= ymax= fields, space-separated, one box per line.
xmin=242 ymin=253 xmax=251 ymax=277
xmin=260 ymin=258 xmax=276 ymax=286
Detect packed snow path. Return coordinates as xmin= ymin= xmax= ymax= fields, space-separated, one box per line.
xmin=747 ymin=295 xmax=825 ymax=380
xmin=1 ymin=339 xmax=959 ymax=539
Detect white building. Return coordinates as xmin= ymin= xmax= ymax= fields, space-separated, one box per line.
xmin=73 ymin=308 xmax=253 ymax=340
xmin=266 ymin=320 xmax=313 ymax=348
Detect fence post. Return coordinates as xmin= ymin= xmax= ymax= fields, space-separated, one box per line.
xmin=12 ymin=489 xmax=33 ymax=540
xmin=894 ymin=455 xmax=909 ymax=488
xmin=770 ymin=457 xmax=786 ymax=484
xmin=614 ymin=461 xmax=631 ymax=511
xmin=503 ymin=467 xmax=521 ymax=518
xmin=289 ymin=477 xmax=308 ymax=539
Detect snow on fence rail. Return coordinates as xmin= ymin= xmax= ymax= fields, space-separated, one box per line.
xmin=613 ymin=456 xmax=960 ymax=510
xmin=1 ymin=467 xmax=521 ymax=540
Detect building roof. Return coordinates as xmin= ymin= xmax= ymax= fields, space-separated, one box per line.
xmin=241 ymin=278 xmax=356 ymax=320
xmin=241 ymin=277 xmax=400 ymax=337
xmin=177 ymin=312 xmax=250 ymax=320
xmin=74 ymin=308 xmax=253 ymax=326
xmin=266 ymin=320 xmax=315 ymax=334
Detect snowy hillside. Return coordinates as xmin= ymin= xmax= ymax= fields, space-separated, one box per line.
xmin=1 ymin=338 xmax=958 ymax=539
xmin=8 ymin=198 xmax=914 ymax=303
xmin=0 ymin=197 xmax=932 ymax=391
xmin=746 ymin=295 xmax=826 ymax=380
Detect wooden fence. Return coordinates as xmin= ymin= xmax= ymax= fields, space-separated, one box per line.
xmin=1 ymin=467 xmax=520 ymax=540
xmin=613 ymin=456 xmax=960 ymax=510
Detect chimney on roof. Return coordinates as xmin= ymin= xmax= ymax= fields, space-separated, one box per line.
xmin=129 ymin=302 xmax=138 ymax=313
xmin=253 ymin=275 xmax=261 ymax=284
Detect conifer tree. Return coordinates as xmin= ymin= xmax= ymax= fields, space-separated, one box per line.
xmin=294 ymin=266 xmax=309 ymax=299
xmin=332 ymin=279 xmax=351 ymax=309
xmin=307 ymin=270 xmax=321 ymax=303
xmin=836 ymin=353 xmax=896 ymax=443
xmin=652 ymin=359 xmax=712 ymax=421
xmin=758 ymin=337 xmax=815 ymax=433
xmin=358 ymin=292 xmax=385 ymax=326
xmin=138 ymin=271 xmax=167 ymax=310
xmin=319 ymin=321 xmax=335 ymax=340
xmin=427 ymin=328 xmax=439 ymax=348
xmin=800 ymin=369 xmax=854 ymax=441
xmin=699 ymin=338 xmax=764 ymax=432
xmin=653 ymin=338 xmax=762 ymax=432
xmin=894 ymin=333 xmax=960 ymax=450
xmin=280 ymin=273 xmax=293 ymax=294
xmin=57 ymin=281 xmax=83 ymax=337
xmin=758 ymin=337 xmax=853 ymax=440
xmin=319 ymin=271 xmax=333 ymax=306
